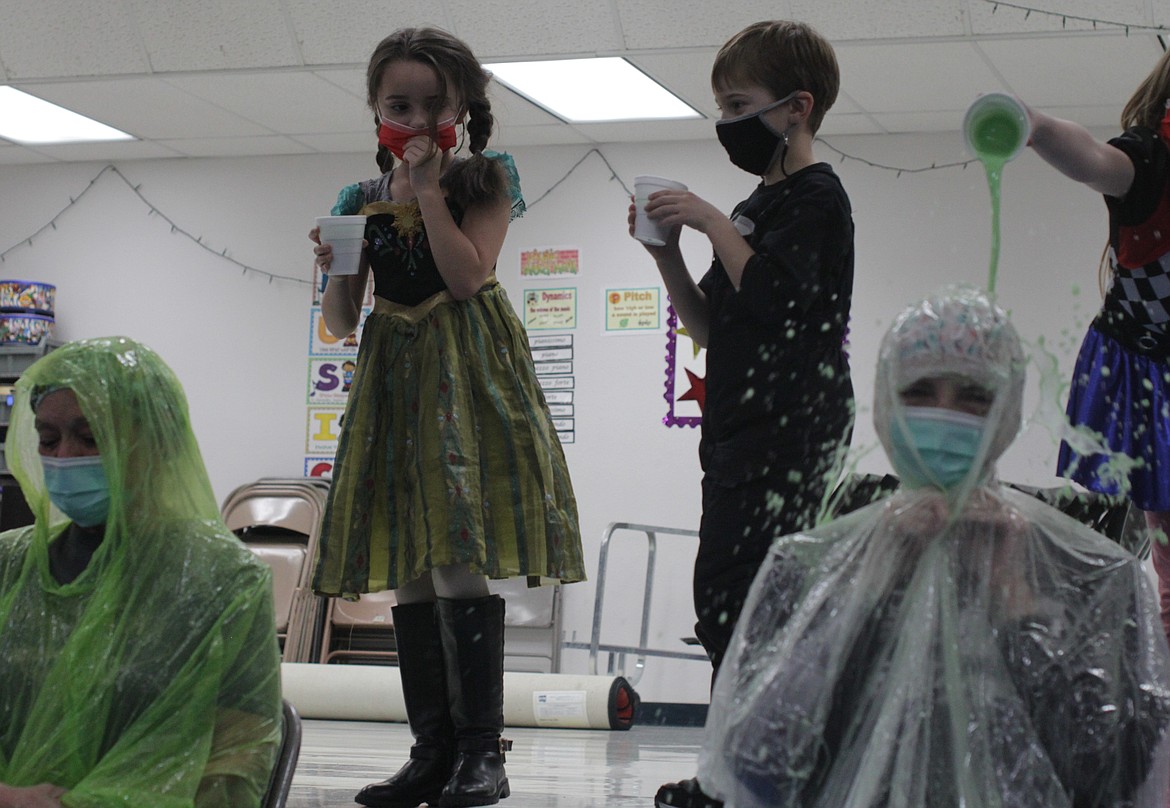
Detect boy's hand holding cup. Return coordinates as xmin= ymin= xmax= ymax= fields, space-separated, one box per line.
xmin=633 ymin=175 xmax=688 ymax=246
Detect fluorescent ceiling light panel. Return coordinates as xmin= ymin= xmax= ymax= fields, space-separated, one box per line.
xmin=484 ymin=57 xmax=701 ymax=122
xmin=0 ymin=86 xmax=134 ymax=144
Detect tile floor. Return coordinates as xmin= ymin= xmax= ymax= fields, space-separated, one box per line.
xmin=286 ymin=719 xmax=703 ymax=807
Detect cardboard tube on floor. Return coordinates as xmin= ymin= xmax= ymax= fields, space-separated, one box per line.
xmin=281 ymin=663 xmax=636 ymax=730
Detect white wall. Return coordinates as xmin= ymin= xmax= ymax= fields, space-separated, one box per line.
xmin=0 ymin=129 xmax=1111 ymax=703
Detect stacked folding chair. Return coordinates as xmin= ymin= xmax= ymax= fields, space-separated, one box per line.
xmin=222 ymin=478 xmax=330 ymax=663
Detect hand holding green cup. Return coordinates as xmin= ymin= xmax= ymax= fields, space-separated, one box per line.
xmin=963 ymin=93 xmax=1031 ymax=163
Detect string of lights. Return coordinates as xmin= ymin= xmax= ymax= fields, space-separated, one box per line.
xmin=0 ymin=134 xmax=1014 ymax=285
xmin=981 ymin=0 xmax=1169 ymax=35
xmin=525 ymin=147 xmax=633 ymax=209
xmin=816 ymin=139 xmax=977 ymax=176
xmin=0 ymin=163 xmax=312 ymax=286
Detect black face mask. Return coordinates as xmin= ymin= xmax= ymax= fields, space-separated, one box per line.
xmin=715 ymin=92 xmax=798 ymax=176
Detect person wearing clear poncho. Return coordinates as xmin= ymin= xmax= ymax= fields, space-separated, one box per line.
xmin=0 ymin=337 xmax=282 ymax=808
xmin=697 ymin=287 xmax=1170 ymax=808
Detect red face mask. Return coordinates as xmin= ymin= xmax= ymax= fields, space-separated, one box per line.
xmin=377 ymin=117 xmax=458 ymax=159
xmin=1159 ymin=101 xmax=1170 ymax=145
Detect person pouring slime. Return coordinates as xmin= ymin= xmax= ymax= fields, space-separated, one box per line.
xmin=1015 ymin=48 xmax=1170 ymax=652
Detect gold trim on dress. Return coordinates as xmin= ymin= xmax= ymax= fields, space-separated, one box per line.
xmin=372 ymin=274 xmax=499 ymax=324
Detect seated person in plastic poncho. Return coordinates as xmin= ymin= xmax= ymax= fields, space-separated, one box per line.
xmin=698 ymin=287 xmax=1170 ymax=808
xmin=0 ymin=337 xmax=282 ymax=808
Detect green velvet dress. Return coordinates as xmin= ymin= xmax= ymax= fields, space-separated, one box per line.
xmin=312 ymin=154 xmax=584 ymax=596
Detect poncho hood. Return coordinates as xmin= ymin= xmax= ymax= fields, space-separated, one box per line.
xmin=874 ymin=285 xmax=1025 ymax=500
xmin=0 ymin=337 xmax=281 ymax=807
xmin=7 ymin=336 xmax=223 ymax=564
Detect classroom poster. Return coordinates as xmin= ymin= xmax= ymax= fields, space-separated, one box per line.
xmin=520 ymin=247 xmax=580 ymax=278
xmin=523 ymin=288 xmax=577 ymax=330
xmin=603 ymin=287 xmax=663 ymax=334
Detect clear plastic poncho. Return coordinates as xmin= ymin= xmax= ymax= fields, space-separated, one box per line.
xmin=0 ymin=337 xmax=282 ymax=808
xmin=698 ymin=287 xmax=1170 ymax=808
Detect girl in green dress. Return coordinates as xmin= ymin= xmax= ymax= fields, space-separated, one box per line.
xmin=309 ymin=27 xmax=584 ymax=808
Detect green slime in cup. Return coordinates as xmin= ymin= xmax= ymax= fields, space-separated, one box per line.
xmin=970 ymin=107 xmax=1026 ymax=293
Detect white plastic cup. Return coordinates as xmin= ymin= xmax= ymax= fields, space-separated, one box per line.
xmin=633 ymin=175 xmax=687 ymax=246
xmin=962 ymin=93 xmax=1031 ymax=163
xmin=316 ymin=215 xmax=367 ymax=276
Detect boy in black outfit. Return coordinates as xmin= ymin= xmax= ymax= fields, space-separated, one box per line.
xmin=628 ymin=19 xmax=855 ymax=808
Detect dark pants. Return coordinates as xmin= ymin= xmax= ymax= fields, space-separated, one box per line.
xmin=693 ymin=472 xmax=825 ymax=686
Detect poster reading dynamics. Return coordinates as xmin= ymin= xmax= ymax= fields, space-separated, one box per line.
xmin=523 ymin=288 xmax=577 ymax=331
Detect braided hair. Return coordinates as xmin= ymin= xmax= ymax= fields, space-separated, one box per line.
xmin=366 ymin=27 xmax=506 ymax=211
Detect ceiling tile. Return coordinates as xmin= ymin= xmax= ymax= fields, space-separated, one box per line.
xmin=793 ymin=0 xmax=966 ymax=40
xmin=13 ymin=78 xmax=273 ymax=140
xmin=970 ymin=0 xmax=1151 ymax=35
xmin=163 ymin=72 xmax=371 ymax=134
xmin=869 ymin=109 xmax=983 ymax=135
xmin=0 ymin=0 xmax=148 ymax=79
xmin=489 ymin=83 xmax=567 ymax=126
xmin=157 ymin=135 xmax=315 ymax=158
xmin=285 ymin=0 xmax=454 ymax=66
xmin=616 ymin=1 xmax=795 ymax=49
xmin=0 ymin=143 xmax=61 ymax=165
xmin=312 ymin=68 xmax=367 ymax=102
xmin=21 ymin=139 xmax=182 ymax=162
xmin=975 ymin=36 xmax=1160 ymax=108
xmin=1041 ymin=104 xmax=1140 ymax=129
xmin=1 ymin=0 xmax=1164 ymax=164
xmin=450 ymin=0 xmax=623 ymax=57
xmin=493 ymin=124 xmax=594 ymax=148
xmin=818 ymin=113 xmax=885 ymax=136
xmin=128 ymin=0 xmax=301 ymax=72
xmin=567 ymin=118 xmax=716 ymax=144
xmin=291 ymin=132 xmax=378 ymax=154
xmin=627 ymin=52 xmax=720 ymax=119
xmin=827 ymin=91 xmax=863 ymax=116
xmin=836 ymin=41 xmax=1003 ymax=113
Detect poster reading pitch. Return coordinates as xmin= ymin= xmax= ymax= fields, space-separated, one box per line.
xmin=604 ymin=287 xmax=663 ymax=334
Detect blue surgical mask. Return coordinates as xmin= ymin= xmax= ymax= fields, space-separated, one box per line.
xmin=41 ymin=455 xmax=110 ymax=527
xmin=889 ymin=407 xmax=986 ymax=491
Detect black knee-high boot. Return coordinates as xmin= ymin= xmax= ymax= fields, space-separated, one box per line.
xmin=436 ymin=595 xmax=510 ymax=807
xmin=355 ymin=602 xmax=455 ymax=808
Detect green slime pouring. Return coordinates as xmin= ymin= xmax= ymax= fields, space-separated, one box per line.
xmin=964 ymin=95 xmax=1029 ymax=292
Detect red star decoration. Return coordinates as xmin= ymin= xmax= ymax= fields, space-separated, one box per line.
xmin=678 ymin=367 xmax=706 ymax=412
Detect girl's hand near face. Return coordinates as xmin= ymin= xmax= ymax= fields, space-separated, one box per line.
xmin=402 ymin=135 xmax=444 ymax=189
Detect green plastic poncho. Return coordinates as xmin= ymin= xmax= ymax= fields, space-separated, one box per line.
xmin=698 ymin=287 xmax=1170 ymax=808
xmin=0 ymin=337 xmax=282 ymax=807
